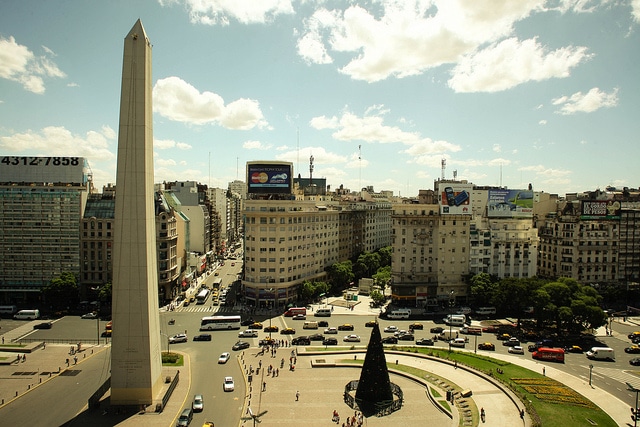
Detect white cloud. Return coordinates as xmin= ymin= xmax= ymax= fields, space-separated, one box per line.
xmin=449 ymin=37 xmax=592 ymax=93
xmin=297 ymin=1 xmax=548 ymax=83
xmin=539 ymin=119 xmax=547 ymax=125
xmin=633 ymin=0 xmax=640 ymax=22
xmin=160 ymin=0 xmax=294 ymax=25
xmin=552 ymin=87 xmax=619 ymax=115
xmin=0 ymin=126 xmax=115 ymax=160
xmin=493 ymin=144 xmax=502 ymax=153
xmin=0 ymin=36 xmax=66 ymax=94
xmin=243 ymin=140 xmax=273 ymax=150
xmin=153 ymin=76 xmax=268 ymax=129
xmin=275 ymin=146 xmax=347 ymax=165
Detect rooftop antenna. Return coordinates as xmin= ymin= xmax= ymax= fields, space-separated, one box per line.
xmin=441 ymin=158 xmax=446 ymax=181
xmin=297 ymin=127 xmax=300 ymax=178
xmin=309 ymin=154 xmax=314 ymax=186
xmin=453 ymin=170 xmax=457 ymax=180
xmin=359 ymin=144 xmax=362 ymax=195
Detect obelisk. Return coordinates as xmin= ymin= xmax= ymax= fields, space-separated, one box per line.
xmin=110 ymin=19 xmax=163 ymax=405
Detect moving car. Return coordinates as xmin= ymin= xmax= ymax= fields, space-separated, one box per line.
xmin=241 ymin=319 xmax=256 ymax=326
xmin=381 ymin=336 xmax=398 ymax=344
xmin=565 ymin=345 xmax=583 ymax=353
xmin=232 ymin=341 xmax=250 ymax=351
xmin=397 ymin=333 xmax=415 ymax=341
xmin=343 ymin=334 xmax=361 ymax=342
xmin=322 ymin=337 xmax=338 ymax=345
xmin=291 ymin=336 xmax=311 ymax=345
xmin=292 ymin=314 xmax=307 ymax=320
xmin=626 ymin=345 xmax=640 ymax=354
xmin=449 ymin=338 xmax=466 ymax=348
xmin=503 ymin=337 xmax=520 ymax=347
xmin=308 ymin=333 xmax=324 ymax=341
xmin=409 ymin=322 xmax=424 ymax=330
xmin=508 ymin=345 xmax=525 ymax=354
xmin=177 ymin=408 xmax=193 ymax=427
xmin=384 ymin=325 xmax=399 ymax=333
xmin=192 ymin=394 xmax=204 ymax=412
xmin=478 ymin=342 xmax=495 ymax=351
xmin=416 ymin=338 xmax=434 ymax=346
xmin=365 ymin=320 xmax=377 ymax=327
xmin=33 ymin=322 xmax=53 ymax=330
xmin=338 ymin=324 xmax=354 ymax=331
xmin=248 ymin=322 xmax=263 ymax=330
xmin=169 ymin=333 xmax=188 ymax=344
xmin=430 ymin=326 xmax=444 ymax=333
xmin=497 ymin=333 xmax=511 ymax=341
xmin=81 ymin=312 xmax=98 ymax=319
xmin=318 ymin=320 xmax=329 ymax=327
xmin=324 ymin=327 xmax=338 ymax=334
xmin=630 ymin=358 xmax=640 ymax=366
xmin=218 ymin=352 xmax=231 ymax=364
xmin=223 ymin=376 xmax=234 ymax=392
xmin=264 ymin=325 xmax=279 ymax=333
xmin=281 ymin=328 xmax=296 ymax=335
xmin=193 ymin=334 xmax=212 ymax=341
xmin=238 ymin=329 xmax=259 ymax=338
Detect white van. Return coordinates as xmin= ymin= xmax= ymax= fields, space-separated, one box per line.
xmin=0 ymin=305 xmax=18 ymax=317
xmin=303 ymin=321 xmax=318 ymax=329
xmin=387 ymin=309 xmax=411 ymax=319
xmin=13 ymin=309 xmax=40 ymax=320
xmin=444 ymin=314 xmax=466 ymax=326
xmin=586 ymin=347 xmax=615 ymax=361
xmin=314 ymin=308 xmax=332 ymax=317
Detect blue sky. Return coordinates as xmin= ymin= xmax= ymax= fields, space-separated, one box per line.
xmin=1 ymin=0 xmax=638 ymax=197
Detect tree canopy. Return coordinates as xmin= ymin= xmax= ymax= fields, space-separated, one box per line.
xmin=42 ymin=272 xmax=79 ymax=311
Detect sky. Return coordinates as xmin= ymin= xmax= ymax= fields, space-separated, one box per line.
xmin=1 ymin=0 xmax=639 ymax=197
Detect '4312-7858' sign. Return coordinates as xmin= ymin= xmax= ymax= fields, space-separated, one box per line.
xmin=0 ymin=156 xmax=87 ymax=185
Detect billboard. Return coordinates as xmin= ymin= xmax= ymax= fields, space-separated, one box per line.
xmin=580 ymin=200 xmax=621 ymax=220
xmin=0 ymin=156 xmax=88 ymax=185
xmin=488 ymin=189 xmax=534 ymax=218
xmin=438 ymin=182 xmax=473 ymax=215
xmin=246 ymin=162 xmax=293 ymax=194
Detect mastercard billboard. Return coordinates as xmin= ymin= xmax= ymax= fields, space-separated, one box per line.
xmin=246 ymin=161 xmax=293 ymax=194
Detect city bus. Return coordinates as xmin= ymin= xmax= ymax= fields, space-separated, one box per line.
xmin=212 ymin=278 xmax=222 ymax=288
xmin=200 ymin=315 xmax=242 ymax=331
xmin=284 ymin=307 xmax=306 ymax=317
xmin=532 ymin=347 xmax=565 ymax=363
xmin=195 ymin=289 xmax=210 ymax=305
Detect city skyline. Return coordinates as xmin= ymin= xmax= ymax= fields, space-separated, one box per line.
xmin=1 ymin=1 xmax=639 ymax=196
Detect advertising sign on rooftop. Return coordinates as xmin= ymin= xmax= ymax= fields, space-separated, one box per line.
xmin=488 ymin=189 xmax=534 ymax=218
xmin=580 ymin=200 xmax=621 ymax=220
xmin=246 ymin=162 xmax=293 ymax=194
xmin=438 ymin=182 xmax=472 ymax=215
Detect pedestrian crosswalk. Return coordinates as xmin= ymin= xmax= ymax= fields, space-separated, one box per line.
xmin=583 ymin=365 xmax=640 ymax=389
xmin=173 ymin=305 xmax=238 ymax=315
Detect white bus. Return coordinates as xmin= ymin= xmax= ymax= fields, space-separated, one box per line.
xmin=195 ymin=289 xmax=210 ymax=305
xmin=387 ymin=309 xmax=411 ymax=319
xmin=200 ymin=315 xmax=242 ymax=331
xmin=212 ymin=278 xmax=222 ymax=288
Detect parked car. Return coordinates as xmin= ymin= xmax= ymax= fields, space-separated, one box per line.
xmin=81 ymin=312 xmax=98 ymax=319
xmin=416 ymin=338 xmax=434 ymax=346
xmin=193 ymin=334 xmax=212 ymax=341
xmin=308 ymin=333 xmax=324 ymax=341
xmin=238 ymin=329 xmax=259 ymax=338
xmin=381 ymin=336 xmax=398 ymax=344
xmin=291 ymin=336 xmax=311 ymax=345
xmin=223 ymin=376 xmax=235 ymax=392
xmin=324 ymin=327 xmax=338 ymax=334
xmin=409 ymin=322 xmax=424 ymax=330
xmin=343 ymin=334 xmax=361 ymax=342
xmin=192 ymin=394 xmax=204 ymax=412
xmin=430 ymin=326 xmax=444 ymax=333
xmin=384 ymin=325 xmax=399 ymax=333
xmin=508 ymin=345 xmax=525 ymax=354
xmin=264 ymin=325 xmax=279 ymax=333
xmin=169 ymin=333 xmax=188 ymax=344
xmin=232 ymin=341 xmax=250 ymax=351
xmin=478 ymin=342 xmax=495 ymax=351
xmin=281 ymin=328 xmax=296 ymax=335
xmin=218 ymin=352 xmax=231 ymax=364
xmin=338 ymin=324 xmax=354 ymax=331
xmin=322 ymin=337 xmax=338 ymax=345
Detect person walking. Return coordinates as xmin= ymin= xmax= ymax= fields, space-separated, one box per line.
xmin=296 ymin=390 xmax=299 ymax=401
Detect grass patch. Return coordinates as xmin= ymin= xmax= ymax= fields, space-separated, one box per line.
xmin=430 ymin=386 xmax=441 ymax=398
xmin=162 ymin=352 xmax=184 ymax=366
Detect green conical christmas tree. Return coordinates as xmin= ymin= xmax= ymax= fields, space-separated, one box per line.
xmin=355 ymin=322 xmax=393 ymax=417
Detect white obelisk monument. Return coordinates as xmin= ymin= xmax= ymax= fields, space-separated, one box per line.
xmin=110 ymin=19 xmax=163 ymax=405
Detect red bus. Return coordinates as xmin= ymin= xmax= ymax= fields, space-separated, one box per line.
xmin=284 ymin=307 xmax=306 ymax=317
xmin=532 ymin=347 xmax=565 ymax=363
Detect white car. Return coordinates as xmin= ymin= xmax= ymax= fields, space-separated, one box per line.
xmin=218 ymin=352 xmax=231 ymax=364
xmin=169 ymin=333 xmax=188 ymax=344
xmin=508 ymin=345 xmax=525 ymax=355
xmin=238 ymin=329 xmax=259 ymax=338
xmin=383 ymin=325 xmax=398 ymax=333
xmin=324 ymin=327 xmax=338 ymax=334
xmin=223 ymin=376 xmax=235 ymax=392
xmin=192 ymin=394 xmax=204 ymax=412
xmin=81 ymin=312 xmax=98 ymax=319
xmin=343 ymin=334 xmax=361 ymax=342
xmin=450 ymin=338 xmax=466 ymax=348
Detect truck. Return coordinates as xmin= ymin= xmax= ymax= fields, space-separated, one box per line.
xmin=586 ymin=347 xmax=615 ymax=361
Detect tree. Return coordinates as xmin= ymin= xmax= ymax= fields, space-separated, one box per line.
xmin=469 ymin=273 xmax=497 ymax=307
xmin=372 ymin=266 xmax=391 ymax=291
xmin=98 ymin=282 xmax=112 ymax=303
xmin=42 ymin=272 xmax=79 ymax=311
xmin=325 ymin=261 xmax=354 ymax=290
xmin=377 ymin=246 xmax=392 ymax=267
xmin=355 ymin=252 xmax=381 ymax=279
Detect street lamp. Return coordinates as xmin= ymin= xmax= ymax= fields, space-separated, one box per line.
xmin=589 ymin=364 xmax=593 ymax=387
xmin=160 ymin=332 xmax=171 ymax=356
xmin=448 ymin=290 xmax=455 ymax=353
xmin=267 ymin=288 xmax=274 ymax=340
xmin=627 ymin=382 xmax=640 ymax=427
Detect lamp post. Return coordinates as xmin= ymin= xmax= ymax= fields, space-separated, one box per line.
xmin=448 ymin=290 xmax=455 ymax=353
xmin=628 ymin=382 xmax=640 ymax=427
xmin=268 ymin=288 xmax=274 ymax=340
xmin=160 ymin=332 xmax=171 ymax=356
xmin=589 ymin=364 xmax=593 ymax=387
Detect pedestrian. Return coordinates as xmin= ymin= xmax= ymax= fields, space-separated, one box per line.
xmin=1 ymin=337 xmax=4 ymax=344
xmin=520 ymin=408 xmax=525 ymax=420
xmin=74 ymin=355 xmax=78 ymax=364
xmin=480 ymin=407 xmax=485 ymax=422
xmin=454 ymin=360 xmax=457 ymax=369
xmin=296 ymin=390 xmax=299 ymax=401
xmin=262 ymin=381 xmax=266 ymax=391
xmin=543 ymin=367 xmax=545 ymax=376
